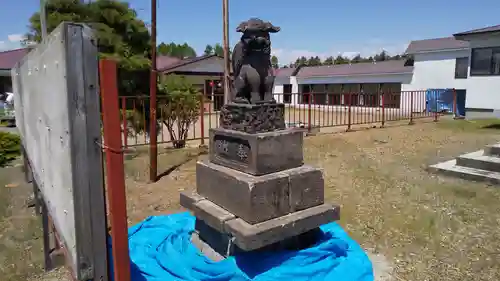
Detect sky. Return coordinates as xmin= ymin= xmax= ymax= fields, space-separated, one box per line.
xmin=1 ymin=0 xmax=499 ymax=65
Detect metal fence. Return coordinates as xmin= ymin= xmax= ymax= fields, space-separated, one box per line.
xmin=118 ymin=89 xmax=447 ymax=148
xmin=12 ymin=22 xmax=108 ymax=281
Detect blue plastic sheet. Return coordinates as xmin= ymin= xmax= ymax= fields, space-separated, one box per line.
xmin=109 ymin=212 xmax=373 ymax=281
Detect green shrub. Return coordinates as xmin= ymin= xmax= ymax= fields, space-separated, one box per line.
xmin=158 ymin=74 xmax=201 ymax=148
xmin=0 ymin=132 xmax=21 ymax=167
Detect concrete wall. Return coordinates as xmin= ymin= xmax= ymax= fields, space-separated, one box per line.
xmin=463 ymin=34 xmax=500 ymax=111
xmin=12 ymin=23 xmax=108 ymax=280
xmin=402 ymin=49 xmax=469 ymax=91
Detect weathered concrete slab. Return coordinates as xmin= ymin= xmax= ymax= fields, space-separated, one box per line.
xmin=191 ymin=199 xmax=236 ymax=232
xmin=184 ymin=190 xmax=339 ymax=252
xmin=209 ymin=127 xmax=304 ymax=176
xmin=196 ymin=160 xmax=324 ymax=224
xmin=485 ymin=143 xmax=500 ymax=157
xmin=456 ymin=150 xmax=500 ymax=172
xmin=429 ymin=158 xmax=500 ymax=184
xmin=225 ymin=203 xmax=339 ymax=251
xmin=179 ymin=191 xmax=205 ymax=211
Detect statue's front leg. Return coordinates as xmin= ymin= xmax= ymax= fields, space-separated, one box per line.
xmin=263 ymin=74 xmax=276 ymax=103
xmin=233 ymin=73 xmax=249 ymax=104
xmin=245 ymin=66 xmax=262 ymax=104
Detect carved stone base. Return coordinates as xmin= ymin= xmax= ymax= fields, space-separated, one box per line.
xmin=209 ymin=127 xmax=304 ymax=175
xmin=219 ymin=103 xmax=286 ymax=133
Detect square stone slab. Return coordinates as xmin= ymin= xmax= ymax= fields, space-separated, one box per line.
xmin=180 ymin=191 xmax=340 ymax=251
xmin=195 ymin=160 xmax=324 ymax=224
xmin=209 ymin=127 xmax=304 ymax=176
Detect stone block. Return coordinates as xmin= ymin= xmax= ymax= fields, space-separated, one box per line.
xmin=193 ymin=219 xmax=233 ymax=258
xmin=209 ymin=127 xmax=304 ymax=176
xmin=219 ymin=103 xmax=286 ymax=133
xmin=196 ymin=160 xmax=290 ymax=224
xmin=288 ymin=166 xmax=324 ymax=212
xmin=225 ymin=204 xmax=340 ymax=251
xmin=179 ymin=191 xmax=204 ymax=211
xmin=191 ymin=199 xmax=236 ymax=232
xmin=196 ymin=160 xmax=325 ymax=224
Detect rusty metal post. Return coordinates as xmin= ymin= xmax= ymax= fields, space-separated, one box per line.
xmin=149 ymin=0 xmax=158 ymax=182
xmin=222 ymin=0 xmax=231 ymax=105
xmin=307 ymin=93 xmax=312 ymax=133
xmin=347 ymin=92 xmax=352 ymax=131
xmin=121 ymin=97 xmax=128 ymax=149
xmin=381 ymin=91 xmax=385 ymax=128
xmin=99 ymin=59 xmax=131 ymax=281
xmin=409 ymin=91 xmax=414 ymax=125
xmin=199 ymin=94 xmax=205 ymax=147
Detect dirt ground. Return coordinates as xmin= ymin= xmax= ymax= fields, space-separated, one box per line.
xmin=123 ymin=118 xmax=500 ymax=281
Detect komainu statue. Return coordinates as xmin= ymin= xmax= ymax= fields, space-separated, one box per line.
xmin=231 ymin=18 xmax=280 ymax=104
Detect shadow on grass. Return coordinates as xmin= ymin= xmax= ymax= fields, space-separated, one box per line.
xmin=156 ymin=149 xmax=207 ymax=181
xmin=437 ymin=118 xmax=500 ymax=132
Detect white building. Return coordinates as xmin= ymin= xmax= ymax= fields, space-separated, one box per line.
xmin=273 ymin=60 xmax=415 ymax=112
xmin=273 ymin=24 xmax=500 ymax=117
xmin=454 ymin=25 xmax=500 ymax=117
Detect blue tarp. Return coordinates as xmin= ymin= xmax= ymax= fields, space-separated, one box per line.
xmin=426 ymin=89 xmax=453 ymax=113
xmin=425 ymin=88 xmax=466 ymax=116
xmin=109 ymin=212 xmax=374 ymax=281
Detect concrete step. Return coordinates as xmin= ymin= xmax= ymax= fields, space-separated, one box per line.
xmin=429 ymin=159 xmax=500 ymax=185
xmin=485 ymin=144 xmax=500 ymax=157
xmin=456 ymin=150 xmax=500 ymax=172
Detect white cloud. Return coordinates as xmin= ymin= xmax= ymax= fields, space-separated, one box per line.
xmin=272 ymin=39 xmax=410 ymax=65
xmin=8 ymin=34 xmax=24 ymax=42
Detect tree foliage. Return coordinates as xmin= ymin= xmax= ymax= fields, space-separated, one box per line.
xmin=284 ymin=50 xmax=409 ymax=68
xmin=271 ymin=55 xmax=279 ymax=68
xmin=204 ymin=43 xmax=225 ymax=57
xmin=157 ymin=75 xmax=201 ymax=148
xmin=26 ymin=0 xmax=151 ymax=96
xmin=204 ymin=44 xmax=214 ymax=55
xmin=157 ymin=42 xmax=197 ymax=58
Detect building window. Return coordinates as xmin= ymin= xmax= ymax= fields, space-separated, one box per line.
xmin=300 ymin=84 xmax=311 ymax=104
xmin=470 ymin=47 xmax=500 ymax=76
xmin=455 ymin=57 xmax=469 ymax=79
xmin=283 ymin=84 xmax=292 ymax=103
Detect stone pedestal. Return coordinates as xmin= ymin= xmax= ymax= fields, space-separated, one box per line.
xmin=180 ymin=102 xmax=340 ymax=257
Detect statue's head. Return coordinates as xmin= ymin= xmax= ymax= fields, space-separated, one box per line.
xmin=236 ymin=18 xmax=280 ymax=52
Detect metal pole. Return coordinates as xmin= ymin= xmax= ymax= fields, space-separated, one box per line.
xmin=40 ymin=0 xmax=47 ymax=41
xmin=149 ymin=0 xmax=158 ymax=182
xmin=99 ymin=59 xmax=132 ymax=281
xmin=222 ymin=0 xmax=231 ymax=104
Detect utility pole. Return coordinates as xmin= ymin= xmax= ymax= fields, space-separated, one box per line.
xmin=222 ymin=0 xmax=231 ymax=104
xmin=40 ymin=0 xmax=47 ymax=41
xmin=149 ymin=0 xmax=158 ymax=182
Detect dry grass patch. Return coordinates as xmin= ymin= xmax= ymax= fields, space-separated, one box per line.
xmin=0 ymin=165 xmax=45 ymax=281
xmin=124 ymin=119 xmax=500 ymax=280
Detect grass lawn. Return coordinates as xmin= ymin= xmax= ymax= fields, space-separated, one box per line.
xmin=0 ymin=163 xmax=45 ymax=281
xmin=124 ymin=118 xmax=500 ymax=281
